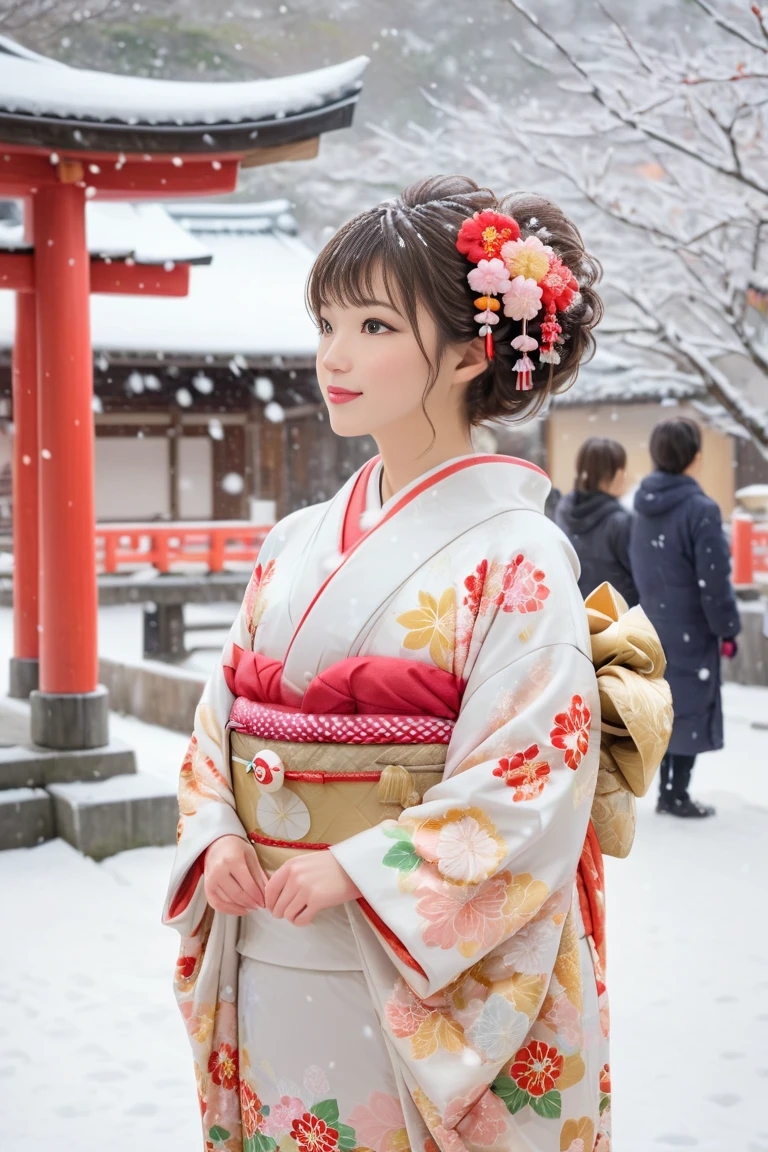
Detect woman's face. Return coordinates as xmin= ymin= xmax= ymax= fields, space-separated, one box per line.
xmin=315 ymin=268 xmax=451 ymax=441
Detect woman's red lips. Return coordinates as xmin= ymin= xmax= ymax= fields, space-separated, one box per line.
xmin=327 ymin=386 xmax=363 ymax=405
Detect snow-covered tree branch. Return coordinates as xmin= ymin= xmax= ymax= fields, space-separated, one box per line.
xmin=307 ymin=0 xmax=768 ymax=454
xmin=499 ymin=0 xmax=768 ymax=452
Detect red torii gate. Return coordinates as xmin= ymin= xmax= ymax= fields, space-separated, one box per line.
xmin=0 ymin=38 xmax=366 ymax=753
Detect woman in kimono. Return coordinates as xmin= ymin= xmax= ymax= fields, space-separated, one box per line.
xmin=164 ymin=176 xmax=611 ymax=1152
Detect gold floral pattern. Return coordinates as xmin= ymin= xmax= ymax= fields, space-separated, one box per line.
xmin=396 ymin=588 xmax=456 ymax=672
xmin=560 ymin=1116 xmax=595 ymax=1151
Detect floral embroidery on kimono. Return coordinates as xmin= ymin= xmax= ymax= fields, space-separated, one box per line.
xmin=163 ymin=454 xmax=610 ymax=1152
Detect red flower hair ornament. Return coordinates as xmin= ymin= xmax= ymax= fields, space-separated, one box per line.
xmin=455 ymin=209 xmax=579 ymax=390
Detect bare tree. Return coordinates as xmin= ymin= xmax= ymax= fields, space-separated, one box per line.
xmin=499 ymin=0 xmax=768 ymax=453
xmin=306 ymin=0 xmax=768 ymax=455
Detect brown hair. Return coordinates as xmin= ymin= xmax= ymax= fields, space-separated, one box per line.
xmin=650 ymin=417 xmax=702 ymax=475
xmin=306 ymin=175 xmax=602 ymax=426
xmin=574 ymin=437 xmax=627 ymax=493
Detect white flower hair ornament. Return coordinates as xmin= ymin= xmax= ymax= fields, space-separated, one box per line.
xmin=456 ymin=209 xmax=580 ymax=391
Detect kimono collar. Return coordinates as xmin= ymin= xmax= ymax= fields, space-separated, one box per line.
xmin=282 ymin=453 xmax=551 ymax=697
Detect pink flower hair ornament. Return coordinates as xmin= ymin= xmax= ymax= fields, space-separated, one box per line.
xmin=455 ymin=210 xmax=579 ymax=390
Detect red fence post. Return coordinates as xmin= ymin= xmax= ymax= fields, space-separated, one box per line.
xmin=731 ymin=515 xmax=753 ymax=586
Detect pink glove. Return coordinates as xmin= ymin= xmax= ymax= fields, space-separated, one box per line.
xmin=721 ymin=638 xmax=738 ymax=659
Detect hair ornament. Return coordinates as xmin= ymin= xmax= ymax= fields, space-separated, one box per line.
xmin=456 ymin=209 xmax=579 ymax=388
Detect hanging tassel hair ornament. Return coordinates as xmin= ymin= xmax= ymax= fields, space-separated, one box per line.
xmin=511 ymin=332 xmax=538 ymax=392
xmin=456 ymin=208 xmax=579 ymax=392
xmin=474 ymin=295 xmax=501 ymax=361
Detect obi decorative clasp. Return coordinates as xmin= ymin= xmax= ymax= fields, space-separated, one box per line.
xmin=228 ymin=698 xmax=451 ymax=873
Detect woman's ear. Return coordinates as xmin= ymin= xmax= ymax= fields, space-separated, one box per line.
xmin=453 ymin=337 xmax=489 ymax=387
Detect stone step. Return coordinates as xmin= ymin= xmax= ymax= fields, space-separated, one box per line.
xmin=0 ymin=740 xmax=137 ymax=790
xmin=48 ymin=773 xmax=178 ymax=860
xmin=0 ymin=786 xmax=55 ymax=850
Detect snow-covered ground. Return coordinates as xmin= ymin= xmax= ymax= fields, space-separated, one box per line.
xmin=0 ymin=596 xmax=766 ymax=1150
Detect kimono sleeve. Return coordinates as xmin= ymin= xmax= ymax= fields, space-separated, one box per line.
xmin=331 ymin=544 xmax=600 ymax=1000
xmin=161 ymin=529 xmax=281 ymax=938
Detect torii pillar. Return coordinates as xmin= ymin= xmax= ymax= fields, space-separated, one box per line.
xmin=0 ymin=155 xmax=210 ymax=746
xmin=29 ymin=182 xmax=104 ymax=745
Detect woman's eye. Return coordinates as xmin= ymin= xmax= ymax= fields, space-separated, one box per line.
xmin=319 ymin=318 xmax=332 ymax=335
xmin=363 ymin=319 xmax=391 ymax=335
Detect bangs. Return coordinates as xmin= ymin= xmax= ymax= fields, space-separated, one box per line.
xmin=306 ymin=209 xmax=411 ymax=323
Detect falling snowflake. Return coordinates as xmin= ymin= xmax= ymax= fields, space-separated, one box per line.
xmin=264 ymin=402 xmax=285 ymax=424
xmin=221 ymin=473 xmax=244 ymax=495
xmin=193 ymin=372 xmax=214 ymax=395
xmin=254 ymin=376 xmax=274 ymax=402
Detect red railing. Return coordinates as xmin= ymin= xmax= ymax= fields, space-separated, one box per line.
xmin=731 ymin=515 xmax=768 ymax=586
xmin=96 ymin=521 xmax=272 ymax=575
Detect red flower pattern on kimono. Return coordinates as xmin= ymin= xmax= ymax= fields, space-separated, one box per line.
xmin=207 ymin=1042 xmax=239 ymax=1092
xmin=241 ymin=1081 xmax=265 ymax=1139
xmin=292 ymin=1112 xmax=340 ymax=1152
xmin=510 ymin=1039 xmax=564 ymax=1097
xmin=464 ymin=559 xmax=490 ymax=616
xmin=455 ymin=559 xmax=505 ymax=680
xmin=493 ymin=743 xmax=551 ymax=802
xmin=600 ymin=1064 xmax=611 ymax=1094
xmin=176 ymin=954 xmax=197 ymax=979
xmin=496 ymin=554 xmax=550 ymax=615
xmin=550 ymin=695 xmax=592 ymax=770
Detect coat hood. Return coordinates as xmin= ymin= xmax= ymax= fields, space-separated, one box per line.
xmin=557 ymin=489 xmax=624 ymax=535
xmin=633 ymin=471 xmax=701 ymax=518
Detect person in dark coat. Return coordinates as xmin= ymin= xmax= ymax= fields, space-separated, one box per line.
xmin=630 ymin=417 xmax=741 ymax=818
xmin=555 ymin=437 xmax=639 ymax=606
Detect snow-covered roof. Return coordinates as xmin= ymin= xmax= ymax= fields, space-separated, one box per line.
xmin=0 ymin=199 xmax=212 ymax=265
xmin=0 ymin=36 xmax=368 ymax=154
xmin=166 ymin=200 xmax=297 ymax=236
xmin=0 ymin=199 xmax=319 ymax=361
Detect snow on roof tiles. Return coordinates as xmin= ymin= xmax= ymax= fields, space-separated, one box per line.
xmin=0 ymin=47 xmax=368 ymax=129
xmin=0 ymin=199 xmax=318 ymax=359
xmin=0 ymin=199 xmax=212 ymax=264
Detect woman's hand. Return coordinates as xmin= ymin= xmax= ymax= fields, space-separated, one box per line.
xmin=204 ymin=834 xmax=268 ymax=916
xmin=264 ymin=851 xmax=362 ymax=926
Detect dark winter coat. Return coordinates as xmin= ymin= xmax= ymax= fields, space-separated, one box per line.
xmin=630 ymin=471 xmax=741 ymax=756
xmin=555 ymin=490 xmax=639 ymax=607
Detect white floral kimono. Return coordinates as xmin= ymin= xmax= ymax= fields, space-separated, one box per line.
xmin=163 ymin=453 xmax=611 ymax=1152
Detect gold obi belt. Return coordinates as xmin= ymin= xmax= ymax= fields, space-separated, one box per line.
xmin=228 ymin=699 xmax=452 ymax=873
